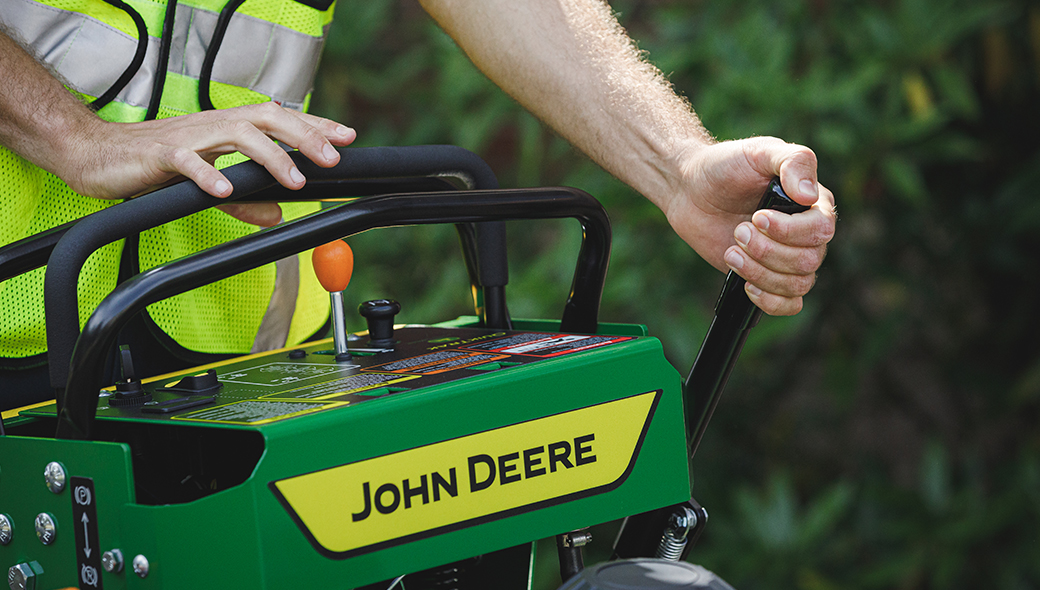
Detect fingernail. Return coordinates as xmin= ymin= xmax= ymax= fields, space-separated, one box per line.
xmin=335 ymin=125 xmax=351 ymax=136
xmin=214 ymin=180 xmax=230 ymax=195
xmin=799 ymin=179 xmax=817 ymax=199
xmin=734 ymin=224 xmax=751 ymax=247
xmin=752 ymin=211 xmax=770 ymax=230
xmin=747 ymin=284 xmax=763 ymax=297
xmin=290 ymin=167 xmax=305 ymax=184
xmin=323 ymin=144 xmax=338 ymax=161
xmin=724 ymin=249 xmax=744 ymax=270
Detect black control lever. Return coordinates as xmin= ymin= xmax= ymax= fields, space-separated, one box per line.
xmin=611 ymin=179 xmax=811 ymax=561
xmin=684 ymin=178 xmax=811 ymax=459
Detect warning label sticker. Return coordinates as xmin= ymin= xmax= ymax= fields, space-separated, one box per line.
xmin=269 ymin=374 xmax=420 ymax=400
xmin=462 ymin=334 xmax=632 ymax=357
xmin=173 ymin=400 xmax=346 ymax=425
xmin=220 ymin=363 xmax=360 ymax=387
xmin=366 ymin=352 xmax=509 ymax=375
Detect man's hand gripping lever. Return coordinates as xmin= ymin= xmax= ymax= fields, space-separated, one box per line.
xmin=685 ymin=178 xmax=811 ymax=458
xmin=610 ymin=179 xmax=812 ymax=564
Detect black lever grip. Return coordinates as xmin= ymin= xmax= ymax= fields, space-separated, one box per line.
xmin=685 ymin=178 xmax=812 ymax=458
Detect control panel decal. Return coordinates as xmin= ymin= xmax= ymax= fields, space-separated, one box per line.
xmin=172 ymin=400 xmax=347 ymax=425
xmin=266 ymin=373 xmax=420 ymax=400
xmin=219 ymin=362 xmax=360 ymax=387
xmin=461 ymin=333 xmax=633 ymax=357
xmin=365 ymin=351 xmax=510 ymax=375
xmin=270 ymin=390 xmax=660 ymax=558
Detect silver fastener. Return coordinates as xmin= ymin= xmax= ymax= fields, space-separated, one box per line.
xmin=132 ymin=554 xmax=149 ymax=578
xmin=43 ymin=462 xmax=66 ymax=494
xmin=7 ymin=563 xmax=36 ymax=590
xmin=0 ymin=514 xmax=12 ymax=545
xmin=655 ymin=506 xmax=698 ymax=561
xmin=563 ymin=530 xmax=593 ymax=548
xmin=34 ymin=513 xmax=56 ymax=545
xmin=102 ymin=549 xmax=124 ymax=574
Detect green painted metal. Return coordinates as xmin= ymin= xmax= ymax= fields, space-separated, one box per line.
xmin=1 ymin=322 xmax=689 ymax=588
xmin=0 ymin=436 xmax=134 ymax=589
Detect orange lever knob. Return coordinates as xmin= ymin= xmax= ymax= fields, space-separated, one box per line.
xmin=312 ymin=240 xmax=354 ymax=292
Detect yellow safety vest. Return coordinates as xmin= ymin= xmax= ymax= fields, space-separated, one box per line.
xmin=0 ymin=0 xmax=334 ymax=362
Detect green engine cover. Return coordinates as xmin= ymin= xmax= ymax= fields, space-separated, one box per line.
xmin=0 ymin=319 xmax=690 ymax=589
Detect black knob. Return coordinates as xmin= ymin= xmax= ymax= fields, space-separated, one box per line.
xmin=359 ymin=299 xmax=401 ymax=348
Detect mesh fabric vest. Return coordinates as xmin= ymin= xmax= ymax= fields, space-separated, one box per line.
xmin=0 ymin=0 xmax=335 ymax=364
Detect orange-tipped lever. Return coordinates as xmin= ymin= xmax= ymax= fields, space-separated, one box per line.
xmin=313 ymin=240 xmax=354 ymax=361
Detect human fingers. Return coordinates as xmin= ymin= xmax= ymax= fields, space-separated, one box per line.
xmin=723 ymin=241 xmax=818 ymax=300
xmin=160 ymin=145 xmax=234 ymax=198
xmin=750 ymin=183 xmax=836 ymax=249
xmin=742 ymin=136 xmax=821 ymax=206
xmin=290 ymin=110 xmax=357 ymax=147
xmin=724 ymin=187 xmax=833 ymax=286
xmin=745 ymin=282 xmax=805 ymax=317
xmin=731 ymin=219 xmax=826 ymax=277
xmin=171 ymin=103 xmax=354 ymax=193
xmin=153 ymin=116 xmax=306 ymax=196
xmin=241 ymin=102 xmax=353 ymax=170
xmin=216 ymin=202 xmax=284 ymax=227
xmin=199 ymin=116 xmax=313 ymax=190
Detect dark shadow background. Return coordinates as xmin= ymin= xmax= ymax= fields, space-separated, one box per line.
xmin=309 ymin=1 xmax=1040 ymax=588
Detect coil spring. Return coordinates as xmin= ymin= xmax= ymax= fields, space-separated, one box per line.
xmin=655 ymin=507 xmax=697 ymax=561
xmin=655 ymin=531 xmax=687 ymax=561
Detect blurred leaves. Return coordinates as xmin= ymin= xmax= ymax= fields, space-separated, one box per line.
xmin=309 ymin=0 xmax=1040 ymax=587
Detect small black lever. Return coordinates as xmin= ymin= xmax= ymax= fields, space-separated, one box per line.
xmin=359 ymin=299 xmax=401 ymax=348
xmin=109 ymin=345 xmax=150 ymax=407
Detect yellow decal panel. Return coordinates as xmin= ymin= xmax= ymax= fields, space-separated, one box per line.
xmin=271 ymin=391 xmax=660 ymax=557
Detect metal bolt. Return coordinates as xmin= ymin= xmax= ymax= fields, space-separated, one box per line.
xmin=656 ymin=506 xmax=698 ymax=561
xmin=0 ymin=514 xmax=12 ymax=545
xmin=563 ymin=530 xmax=593 ymax=548
xmin=34 ymin=513 xmax=56 ymax=545
xmin=7 ymin=563 xmax=36 ymax=590
xmin=43 ymin=462 xmax=66 ymax=494
xmin=102 ymin=549 xmax=124 ymax=574
xmin=132 ymin=554 xmax=149 ymax=578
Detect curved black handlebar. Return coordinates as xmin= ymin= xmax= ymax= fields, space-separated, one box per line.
xmin=44 ymin=145 xmax=504 ymax=392
xmin=55 ymin=187 xmax=611 ymax=440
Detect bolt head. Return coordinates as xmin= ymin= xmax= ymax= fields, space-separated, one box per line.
xmin=0 ymin=514 xmax=12 ymax=545
xmin=34 ymin=513 xmax=56 ymax=545
xmin=132 ymin=554 xmax=150 ymax=578
xmin=102 ymin=549 xmax=124 ymax=573
xmin=7 ymin=563 xmax=35 ymax=590
xmin=43 ymin=461 xmax=66 ymax=494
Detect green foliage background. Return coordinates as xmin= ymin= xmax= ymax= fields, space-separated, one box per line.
xmin=310 ymin=0 xmax=1040 ymax=588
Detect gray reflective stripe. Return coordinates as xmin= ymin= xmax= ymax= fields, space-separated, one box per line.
xmin=169 ymin=4 xmax=326 ymax=108
xmin=0 ymin=0 xmax=159 ymax=108
xmin=0 ymin=0 xmax=324 ymax=113
xmin=251 ymin=254 xmax=300 ymax=353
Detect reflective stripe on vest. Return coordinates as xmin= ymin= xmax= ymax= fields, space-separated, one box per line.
xmin=0 ymin=0 xmax=329 ymax=114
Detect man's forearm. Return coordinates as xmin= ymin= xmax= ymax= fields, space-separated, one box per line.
xmin=418 ymin=0 xmax=712 ymax=211
xmin=420 ymin=0 xmax=834 ymax=316
xmin=0 ymin=28 xmax=100 ymax=183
